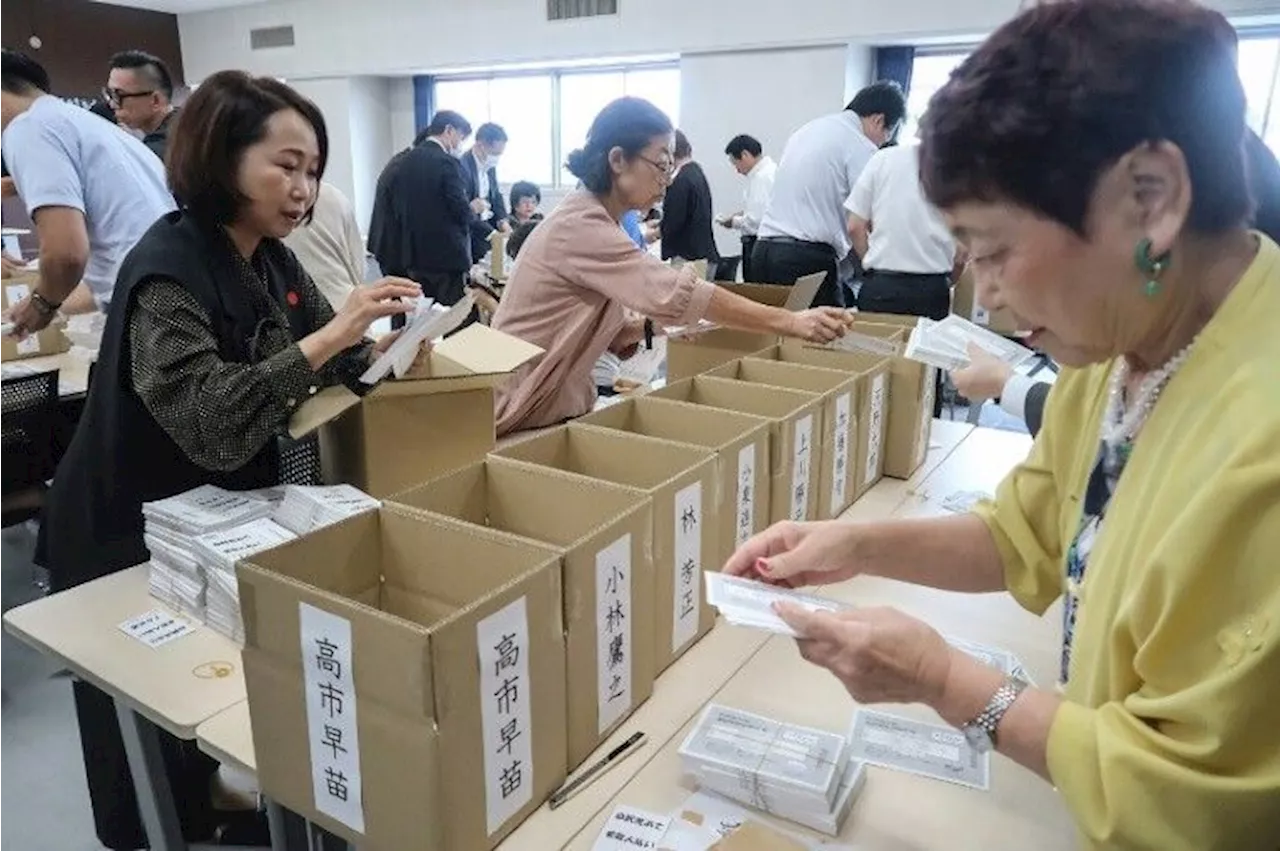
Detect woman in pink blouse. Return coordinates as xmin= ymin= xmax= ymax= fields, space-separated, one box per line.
xmin=492 ymin=97 xmax=851 ymax=436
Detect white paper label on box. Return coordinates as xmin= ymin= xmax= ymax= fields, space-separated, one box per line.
xmin=831 ymin=393 xmax=853 ymax=511
xmin=865 ymin=374 xmax=886 ymax=486
xmin=916 ymin=367 xmax=936 ymax=466
xmin=790 ymin=414 xmax=813 ymax=521
xmin=118 ymin=610 xmax=195 ymax=648
xmin=734 ymin=444 xmax=756 ymax=548
xmin=298 ymin=602 xmax=365 ymax=834
xmin=477 ymin=596 xmax=534 ymax=835
xmin=595 ymin=534 xmax=633 ymax=734
xmin=15 ymin=334 xmax=40 ymax=355
xmin=5 ymin=283 xmax=31 ymax=305
xmin=591 ymin=806 xmax=671 ymax=850
xmin=672 ymin=481 xmax=703 ymax=654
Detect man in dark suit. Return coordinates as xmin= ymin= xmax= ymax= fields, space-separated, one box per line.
xmin=660 ymin=130 xmax=719 ymax=265
xmin=367 ymin=110 xmax=476 ymax=310
xmin=461 ymin=122 xmax=510 ymax=260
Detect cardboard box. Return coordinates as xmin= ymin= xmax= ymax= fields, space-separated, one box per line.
xmin=665 ymin=274 xmax=824 ymax=380
xmin=836 ymin=320 xmax=936 ymax=480
xmin=648 ymin=377 xmax=824 ymax=525
xmin=705 ymin=358 xmax=859 ymax=520
xmin=1 ymin=276 xmax=70 ymax=362
xmin=752 ymin=344 xmax=890 ymax=500
xmin=949 ymin=268 xmax=1019 ymax=334
xmin=238 ymin=506 xmax=567 ymax=851
xmin=390 ymin=459 xmax=656 ymax=770
xmin=577 ymin=396 xmax=771 ymax=564
xmin=287 ymin=324 xmax=542 ymax=498
xmin=492 ymin=424 xmax=718 ymax=673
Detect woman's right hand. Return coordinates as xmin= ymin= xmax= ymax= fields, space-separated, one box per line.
xmin=722 ymin=520 xmax=862 ymax=589
xmin=787 ymin=307 xmax=853 ymax=344
xmin=326 ymin=278 xmax=421 ymax=349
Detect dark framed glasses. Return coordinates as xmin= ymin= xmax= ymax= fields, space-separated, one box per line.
xmin=637 ymin=155 xmax=676 ymax=181
xmin=101 ymin=87 xmax=155 ymax=108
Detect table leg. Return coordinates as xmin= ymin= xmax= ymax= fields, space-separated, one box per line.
xmin=266 ymin=798 xmax=291 ymax=851
xmin=113 ymin=702 xmax=185 ymax=851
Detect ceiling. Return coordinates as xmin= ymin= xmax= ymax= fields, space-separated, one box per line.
xmin=88 ymin=0 xmax=268 ymax=13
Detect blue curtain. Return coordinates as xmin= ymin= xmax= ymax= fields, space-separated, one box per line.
xmin=874 ymin=46 xmax=915 ymax=96
xmin=412 ymin=76 xmax=434 ymax=139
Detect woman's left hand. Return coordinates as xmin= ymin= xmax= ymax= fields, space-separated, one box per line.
xmin=774 ymin=603 xmax=953 ymax=706
xmin=371 ymin=330 xmax=431 ymax=368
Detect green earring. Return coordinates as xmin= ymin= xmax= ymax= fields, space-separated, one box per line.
xmin=1134 ymin=238 xmax=1169 ymax=297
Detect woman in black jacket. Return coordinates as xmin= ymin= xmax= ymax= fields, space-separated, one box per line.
xmin=36 ymin=70 xmax=418 ymax=849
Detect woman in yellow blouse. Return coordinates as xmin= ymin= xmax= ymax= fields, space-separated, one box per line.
xmin=724 ymin=1 xmax=1279 ymax=848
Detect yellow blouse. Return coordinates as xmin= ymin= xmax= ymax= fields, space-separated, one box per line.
xmin=975 ymin=235 xmax=1280 ymax=850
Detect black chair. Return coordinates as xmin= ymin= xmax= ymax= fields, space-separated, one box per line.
xmin=2 ymin=368 xmax=60 ymax=528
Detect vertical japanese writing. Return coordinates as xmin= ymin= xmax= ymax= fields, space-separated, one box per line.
xmin=477 ymin=596 xmax=533 ymax=835
xmin=864 ymin=373 xmax=887 ymax=487
xmin=595 ymin=535 xmax=633 ymax=734
xmin=299 ymin=602 xmax=364 ymax=834
xmin=916 ymin=367 xmax=937 ymax=466
xmin=672 ymin=481 xmax=703 ymax=654
xmin=790 ymin=414 xmax=814 ymax=522
xmin=734 ymin=444 xmax=757 ymax=548
xmin=831 ymin=393 xmax=854 ymax=511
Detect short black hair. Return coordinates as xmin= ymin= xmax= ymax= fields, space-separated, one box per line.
xmin=109 ymin=50 xmax=173 ymax=99
xmin=427 ymin=109 xmax=471 ymax=138
xmin=919 ymin=0 xmax=1251 ymax=235
xmin=1 ymin=50 xmax=50 ymax=95
xmin=846 ymin=81 xmax=907 ymax=130
xmin=167 ymin=70 xmax=328 ymax=227
xmin=476 ymin=122 xmax=507 ymax=145
xmin=673 ymin=129 xmax=692 ymax=160
xmin=509 ymin=180 xmax=541 ymax=210
xmin=507 ymin=219 xmax=540 ymax=260
xmin=412 ymin=126 xmax=434 ymax=147
xmin=724 ymin=134 xmax=762 ymax=159
xmin=565 ymin=97 xmax=673 ymax=194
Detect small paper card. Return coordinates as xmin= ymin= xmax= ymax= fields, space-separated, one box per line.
xmin=591 ymin=806 xmax=671 ymax=851
xmin=847 ymin=709 xmax=990 ymax=791
xmin=704 ymin=572 xmax=849 ymax=638
xmin=118 ymin=610 xmax=196 ymax=648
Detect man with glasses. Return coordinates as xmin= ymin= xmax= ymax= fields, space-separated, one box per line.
xmin=106 ymin=50 xmax=178 ymax=161
xmin=1 ymin=50 xmax=173 ymax=336
xmin=753 ymin=81 xmax=906 ymax=307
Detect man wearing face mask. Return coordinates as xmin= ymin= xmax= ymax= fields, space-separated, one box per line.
xmin=367 ymin=109 xmax=474 ymax=308
xmin=753 ymin=81 xmax=905 ymax=307
xmin=462 ymin=122 xmax=510 ymax=260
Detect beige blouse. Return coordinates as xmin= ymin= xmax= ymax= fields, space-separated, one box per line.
xmin=492 ymin=189 xmax=715 ymax=435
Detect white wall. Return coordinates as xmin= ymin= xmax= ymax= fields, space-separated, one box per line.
xmin=348 ymin=76 xmax=394 ymax=230
xmin=178 ymin=0 xmax=1277 ymax=81
xmin=290 ymin=77 xmax=357 ymax=209
xmin=389 ymin=77 xmax=416 ymax=150
xmin=680 ymin=45 xmax=856 ymax=260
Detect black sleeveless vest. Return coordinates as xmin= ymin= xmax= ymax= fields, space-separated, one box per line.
xmin=38 ymin=211 xmax=307 ymax=587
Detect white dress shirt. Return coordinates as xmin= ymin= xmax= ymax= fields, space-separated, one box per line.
xmin=757 ymin=112 xmax=878 ymax=256
xmin=731 ymin=156 xmax=777 ymax=236
xmin=844 ymin=144 xmax=956 ymax=274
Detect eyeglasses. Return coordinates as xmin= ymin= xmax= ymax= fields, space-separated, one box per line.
xmin=101 ymin=87 xmax=155 ymax=108
xmin=637 ymin=155 xmax=676 ymax=182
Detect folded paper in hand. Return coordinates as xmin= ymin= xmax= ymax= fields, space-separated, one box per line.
xmin=904 ymin=315 xmax=1033 ymax=372
xmin=359 ymin=293 xmax=475 ymax=385
xmin=704 ymin=572 xmax=849 ymax=638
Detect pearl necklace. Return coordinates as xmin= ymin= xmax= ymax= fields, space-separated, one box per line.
xmin=1101 ymin=341 xmax=1197 ymax=450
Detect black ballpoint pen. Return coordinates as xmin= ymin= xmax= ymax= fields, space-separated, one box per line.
xmin=548 ymin=731 xmax=647 ymax=809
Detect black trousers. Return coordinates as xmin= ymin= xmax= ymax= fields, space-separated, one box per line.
xmin=740 ymin=235 xmax=757 ymax=282
xmin=750 ymin=238 xmax=847 ymax=308
xmin=857 ymin=270 xmax=952 ymax=417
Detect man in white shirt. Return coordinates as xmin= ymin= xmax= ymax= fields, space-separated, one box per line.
xmin=1 ymin=50 xmax=174 ymax=337
xmin=753 ymin=81 xmax=906 ymax=307
xmin=718 ymin=134 xmax=776 ymax=282
xmin=846 ymin=142 xmax=962 ymax=416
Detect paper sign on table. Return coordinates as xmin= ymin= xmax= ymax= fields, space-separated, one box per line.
xmin=847 ymin=709 xmax=990 ymax=791
xmin=665 ymin=792 xmax=856 ymax=851
xmin=591 ymin=806 xmax=671 ymax=851
xmin=118 ymin=610 xmax=195 ymax=648
xmin=705 ymin=572 xmax=849 ymax=638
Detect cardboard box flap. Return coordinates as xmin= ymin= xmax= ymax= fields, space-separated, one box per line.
xmin=287 ymin=384 xmax=362 ymax=439
xmin=709 ymin=358 xmax=855 ymax=396
xmin=581 ymin=396 xmax=771 ymax=451
xmin=429 ymin=323 xmax=542 ymax=377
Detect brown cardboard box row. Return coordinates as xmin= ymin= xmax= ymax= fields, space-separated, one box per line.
xmin=1 ymin=275 xmax=70 ymax=362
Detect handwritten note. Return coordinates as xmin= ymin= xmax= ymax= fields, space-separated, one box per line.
xmin=790 ymin=415 xmax=813 ymax=521
xmin=864 ymin=374 xmax=886 ymax=486
xmin=830 ymin=393 xmax=853 ymax=512
xmin=299 ymin=602 xmax=365 ymax=833
xmin=734 ymin=444 xmax=756 ymax=548
xmin=672 ymin=482 xmax=703 ymax=654
xmin=118 ymin=610 xmax=195 ymax=648
xmin=591 ymin=806 xmax=671 ymax=850
xmin=596 ymin=535 xmax=633 ymax=734
xmin=477 ymin=596 xmax=534 ymax=835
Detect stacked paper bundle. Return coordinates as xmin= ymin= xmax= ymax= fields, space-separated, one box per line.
xmin=272 ymin=484 xmax=381 ymax=535
xmin=704 ymin=572 xmax=849 ymax=638
xmin=195 ymin=517 xmax=297 ymax=642
xmin=678 ymin=704 xmax=867 ymax=837
xmin=143 ymin=486 xmax=277 ymax=622
xmin=904 ymin=315 xmax=1034 ymax=372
